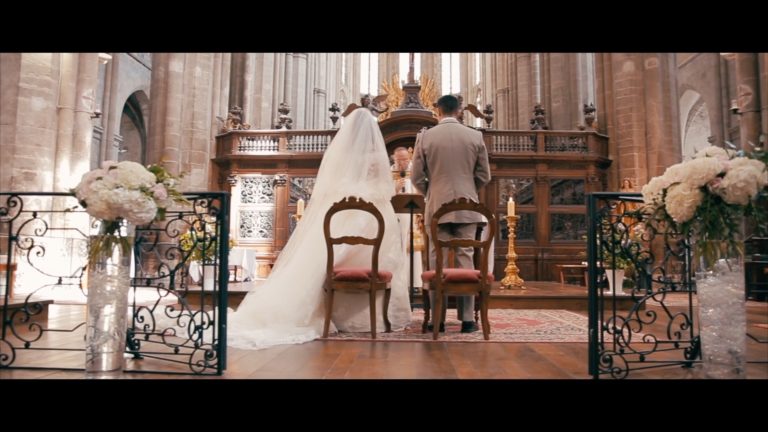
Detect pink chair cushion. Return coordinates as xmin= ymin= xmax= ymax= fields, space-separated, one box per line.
xmin=332 ymin=267 xmax=393 ymax=283
xmin=421 ymin=269 xmax=495 ymax=283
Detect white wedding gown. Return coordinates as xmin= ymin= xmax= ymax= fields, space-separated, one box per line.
xmin=227 ymin=108 xmax=412 ymax=350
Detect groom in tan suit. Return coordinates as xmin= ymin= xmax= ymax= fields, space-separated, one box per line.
xmin=411 ymin=94 xmax=491 ymax=333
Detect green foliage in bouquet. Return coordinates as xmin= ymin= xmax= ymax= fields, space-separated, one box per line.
xmin=180 ymin=224 xmax=235 ymax=263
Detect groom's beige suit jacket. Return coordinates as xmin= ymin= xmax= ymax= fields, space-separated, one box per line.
xmin=411 ymin=117 xmax=491 ymax=227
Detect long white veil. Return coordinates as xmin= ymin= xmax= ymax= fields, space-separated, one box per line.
xmin=228 ymin=108 xmax=411 ymax=350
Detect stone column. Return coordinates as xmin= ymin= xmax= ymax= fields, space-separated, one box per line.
xmin=102 ymin=53 xmax=122 ymax=163
xmin=0 ymin=53 xmax=21 ymax=191
xmin=421 ymin=53 xmax=441 ymax=96
xmin=641 ymin=53 xmax=680 ymax=179
xmin=548 ymin=53 xmax=574 ymax=130
xmin=493 ymin=53 xmax=510 ymax=129
xmin=699 ymin=53 xmax=726 ymax=147
xmin=0 ymin=53 xmax=59 ymax=192
xmin=182 ymin=53 xmax=215 ymax=190
xmin=734 ymin=53 xmax=761 ymax=149
xmin=228 ymin=53 xmax=245 ymax=111
xmin=252 ymin=53 xmax=274 ymax=129
xmin=99 ymin=54 xmax=114 ymax=163
xmin=165 ymin=52 xmax=185 ymax=174
xmin=241 ymin=53 xmax=257 ymax=128
xmin=313 ymin=53 xmax=328 ymax=129
xmin=148 ymin=53 xmax=218 ymax=190
xmin=609 ymin=53 xmax=647 ymax=187
xmin=378 ymin=52 xmax=398 ymax=90
xmin=211 ymin=53 xmax=224 ymax=141
xmin=351 ymin=53 xmax=361 ymax=103
xmin=71 ymin=53 xmax=99 ymax=178
xmin=532 ymin=53 xmax=542 ymax=106
xmin=219 ymin=53 xmax=231 ymax=124
xmin=325 ymin=53 xmax=339 ymax=118
xmin=719 ymin=54 xmax=732 ymax=144
xmin=606 ymin=53 xmax=680 ymax=188
xmin=147 ymin=53 xmax=184 ymax=175
xmin=283 ymin=53 xmax=294 ymax=116
xmin=53 ymin=53 xmax=78 ymax=193
xmin=294 ymin=53 xmax=308 ymax=129
xmin=595 ymin=52 xmax=614 ymax=138
xmin=515 ymin=53 xmax=532 ymax=129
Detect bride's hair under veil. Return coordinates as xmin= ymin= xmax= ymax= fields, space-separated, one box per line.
xmin=227 ymin=108 xmax=411 ymax=350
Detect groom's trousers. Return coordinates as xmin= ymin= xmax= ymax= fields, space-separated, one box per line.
xmin=427 ymin=222 xmax=477 ymax=323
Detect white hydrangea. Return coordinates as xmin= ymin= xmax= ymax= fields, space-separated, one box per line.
xmin=73 ymin=162 xmax=184 ymax=227
xmin=116 ymin=190 xmax=158 ymax=226
xmin=661 ymin=162 xmax=687 ymax=185
xmin=641 ymin=176 xmax=668 ymax=205
xmin=665 ymin=182 xmax=704 ymax=223
xmin=694 ymin=145 xmax=735 ymax=161
xmin=641 ymin=145 xmax=767 ymax=237
xmin=108 ymin=161 xmax=157 ymax=189
xmin=679 ymin=157 xmax=724 ymax=188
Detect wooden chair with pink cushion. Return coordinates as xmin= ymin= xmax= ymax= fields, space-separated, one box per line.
xmin=421 ymin=198 xmax=496 ymax=340
xmin=322 ymin=196 xmax=393 ymax=339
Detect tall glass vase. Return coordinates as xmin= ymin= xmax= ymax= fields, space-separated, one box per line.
xmin=85 ymin=226 xmax=132 ymax=375
xmin=694 ymin=239 xmax=746 ymax=379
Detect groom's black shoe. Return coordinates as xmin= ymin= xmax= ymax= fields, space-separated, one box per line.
xmin=461 ymin=321 xmax=479 ymax=333
xmin=427 ymin=323 xmax=445 ymax=332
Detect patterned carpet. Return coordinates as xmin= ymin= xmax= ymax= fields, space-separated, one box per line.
xmin=324 ymin=309 xmax=589 ymax=342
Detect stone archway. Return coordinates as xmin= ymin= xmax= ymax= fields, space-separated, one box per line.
xmin=118 ymin=91 xmax=149 ymax=163
xmin=679 ymin=89 xmax=711 ymax=160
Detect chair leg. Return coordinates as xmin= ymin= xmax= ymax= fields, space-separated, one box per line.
xmin=369 ymin=288 xmax=377 ymax=339
xmin=479 ymin=291 xmax=490 ymax=340
xmin=474 ymin=295 xmax=480 ymax=323
xmin=422 ymin=285 xmax=431 ymax=333
xmin=383 ymin=288 xmax=392 ymax=333
xmin=322 ymin=288 xmax=335 ymax=338
xmin=432 ymin=287 xmax=443 ymax=340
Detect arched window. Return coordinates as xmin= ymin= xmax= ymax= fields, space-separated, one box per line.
xmin=398 ymin=53 xmax=421 ymax=82
xmin=441 ymin=52 xmax=460 ymax=95
xmin=360 ymin=53 xmax=379 ymax=96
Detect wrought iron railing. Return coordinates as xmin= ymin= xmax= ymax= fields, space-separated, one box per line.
xmin=587 ymin=192 xmax=699 ymax=379
xmin=0 ymin=191 xmax=230 ymax=375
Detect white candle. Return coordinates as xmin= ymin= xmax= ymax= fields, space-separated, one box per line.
xmin=297 ymin=198 xmax=305 ymax=216
xmin=507 ymin=197 xmax=515 ymax=216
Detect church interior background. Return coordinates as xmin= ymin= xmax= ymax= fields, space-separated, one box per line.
xmin=1 ymin=52 xmax=766 ymax=379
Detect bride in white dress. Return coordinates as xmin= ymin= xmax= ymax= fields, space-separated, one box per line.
xmin=227 ymin=108 xmax=412 ymax=350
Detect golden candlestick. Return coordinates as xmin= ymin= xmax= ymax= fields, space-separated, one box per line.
xmin=292 ymin=214 xmax=302 ymax=222
xmin=500 ymin=215 xmax=525 ymax=289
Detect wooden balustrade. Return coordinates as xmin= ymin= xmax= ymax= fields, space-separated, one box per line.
xmin=216 ymin=129 xmax=337 ymax=158
xmin=216 ymin=128 xmax=607 ymax=159
xmin=482 ymin=130 xmax=608 ymax=159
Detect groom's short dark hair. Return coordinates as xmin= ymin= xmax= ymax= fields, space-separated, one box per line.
xmin=436 ymin=95 xmax=459 ymax=115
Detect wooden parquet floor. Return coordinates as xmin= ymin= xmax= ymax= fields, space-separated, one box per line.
xmin=1 ymin=300 xmax=766 ymax=380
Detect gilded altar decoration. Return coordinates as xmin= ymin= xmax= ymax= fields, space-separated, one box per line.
xmin=418 ymin=74 xmax=438 ymax=117
xmin=379 ymin=74 xmax=404 ymax=121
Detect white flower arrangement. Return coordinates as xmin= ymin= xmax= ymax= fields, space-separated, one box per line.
xmin=73 ymin=161 xmax=187 ymax=264
xmin=641 ymin=145 xmax=768 ymax=266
